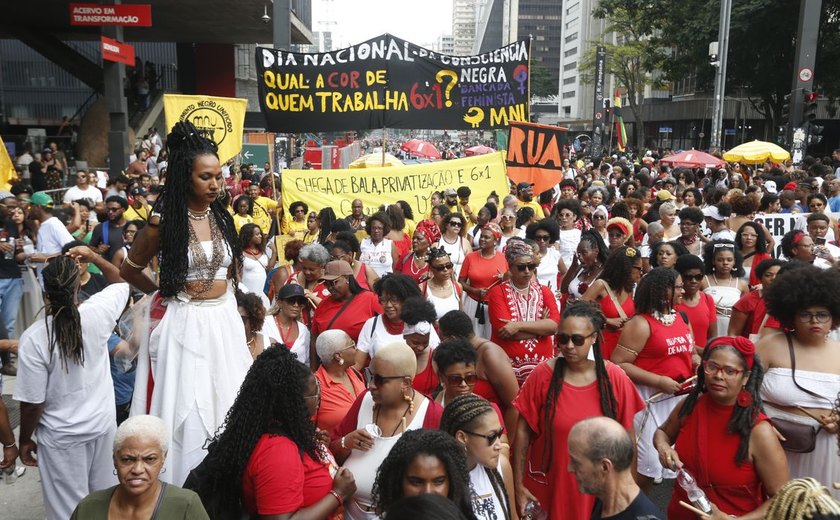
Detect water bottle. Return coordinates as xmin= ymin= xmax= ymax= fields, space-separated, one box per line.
xmin=522 ymin=500 xmax=548 ymax=520
xmin=2 ymin=465 xmax=23 ymax=485
xmin=677 ymin=468 xmax=712 ymax=514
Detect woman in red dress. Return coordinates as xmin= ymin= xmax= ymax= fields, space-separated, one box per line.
xmin=396 ymin=219 xmax=439 ymax=284
xmin=512 ymin=301 xmax=644 ymax=519
xmin=487 ymin=239 xmax=560 ymax=385
xmin=459 ymin=223 xmax=507 ymax=340
xmin=728 ymin=259 xmax=784 ymax=338
xmin=654 ymin=336 xmax=788 ymax=519
xmin=581 ymin=245 xmax=642 ymax=360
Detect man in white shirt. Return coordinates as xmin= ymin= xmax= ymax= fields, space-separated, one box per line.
xmin=15 ymin=247 xmax=130 ymax=520
xmin=29 ymin=192 xmax=74 ymax=278
xmin=703 ymin=204 xmax=737 ymax=241
xmin=62 ymin=170 xmax=103 ymax=223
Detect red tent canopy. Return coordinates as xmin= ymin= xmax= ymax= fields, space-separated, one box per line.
xmin=464 ymin=145 xmax=496 ymax=156
xmin=400 ymin=139 xmax=441 ymax=159
xmin=659 ymin=149 xmax=725 ymax=169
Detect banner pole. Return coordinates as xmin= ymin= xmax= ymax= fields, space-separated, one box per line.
xmin=382 ymin=125 xmax=387 ymax=166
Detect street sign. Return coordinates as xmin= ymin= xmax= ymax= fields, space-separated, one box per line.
xmin=101 ymin=36 xmax=135 ymax=66
xmin=724 ymin=128 xmax=736 ymax=136
xmin=659 ymin=127 xmax=672 ymax=133
xmin=241 ymin=143 xmax=270 ymax=175
xmin=799 ymin=67 xmax=813 ymax=83
xmin=70 ymin=3 xmax=152 ymax=27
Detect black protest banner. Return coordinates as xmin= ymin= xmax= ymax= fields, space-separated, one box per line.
xmin=256 ymin=34 xmax=530 ymax=132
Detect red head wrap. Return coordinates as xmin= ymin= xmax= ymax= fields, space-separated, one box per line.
xmin=706 ymin=336 xmax=755 ymax=370
xmin=483 ymin=222 xmax=502 ymax=242
xmin=414 ymin=219 xmax=441 ymax=245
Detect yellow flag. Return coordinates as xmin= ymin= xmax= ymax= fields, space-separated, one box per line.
xmin=163 ymin=94 xmax=248 ymax=163
xmin=0 ymin=136 xmax=17 ymax=190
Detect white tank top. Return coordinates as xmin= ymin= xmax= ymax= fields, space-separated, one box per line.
xmin=439 ymin=235 xmax=466 ymax=278
xmin=359 ymin=238 xmax=393 ymax=277
xmin=426 ymin=287 xmax=461 ymax=320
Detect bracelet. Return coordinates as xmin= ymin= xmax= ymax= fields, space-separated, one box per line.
xmin=340 ymin=436 xmax=346 ymax=449
xmin=329 ymin=490 xmax=343 ymax=505
xmin=124 ymin=256 xmax=145 ymax=270
xmin=2 ymin=441 xmax=15 ymax=448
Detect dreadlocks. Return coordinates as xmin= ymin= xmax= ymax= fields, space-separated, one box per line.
xmin=679 ymin=341 xmax=764 ymax=465
xmin=156 ymin=121 xmax=242 ymax=297
xmin=42 ymin=256 xmax=83 ymax=371
xmin=542 ymin=300 xmax=617 ymax=473
xmin=764 ymin=478 xmax=840 ymax=519
xmin=441 ymin=394 xmax=512 ymax=520
xmin=634 ymin=266 xmax=677 ymax=315
xmin=372 ymin=429 xmax=475 ymax=519
xmin=193 ymin=346 xmax=318 ymax=517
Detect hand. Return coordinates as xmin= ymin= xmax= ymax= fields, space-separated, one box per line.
xmin=701 ymin=503 xmax=731 ymax=520
xmin=820 ymin=411 xmax=840 ymax=434
xmin=18 ymin=439 xmax=37 ymax=466
xmin=515 ymin=484 xmax=540 ymax=517
xmin=657 ymin=445 xmax=682 ymax=471
xmin=606 ymin=317 xmax=627 ymax=330
xmin=1 ymin=444 xmax=18 ymax=469
xmin=478 ymin=288 xmax=488 ymax=300
xmin=0 ymin=242 xmax=13 ymax=253
xmin=343 ymin=428 xmax=375 ymax=452
xmin=332 ymin=466 xmax=357 ymax=499
xmin=66 ymin=245 xmax=95 ymax=263
xmin=657 ymin=376 xmax=683 ymax=395
xmin=95 ymin=243 xmax=110 ymax=254
xmin=497 ymin=319 xmax=520 ymax=339
xmin=315 ymin=428 xmax=332 ymax=446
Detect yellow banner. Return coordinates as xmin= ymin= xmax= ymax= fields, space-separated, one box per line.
xmin=0 ymin=136 xmax=17 ymax=190
xmin=282 ymin=152 xmax=510 ymax=218
xmin=163 ymin=94 xmax=248 ymax=163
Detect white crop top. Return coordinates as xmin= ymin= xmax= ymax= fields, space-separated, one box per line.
xmin=185 ymin=241 xmax=232 ymax=281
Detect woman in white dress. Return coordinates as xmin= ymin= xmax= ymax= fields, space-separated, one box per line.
xmin=701 ymin=240 xmax=749 ymax=337
xmin=497 ymin=207 xmax=525 ymax=253
xmin=359 ymin=211 xmax=399 ymax=278
xmin=758 ymin=265 xmax=840 ymax=498
xmin=262 ymin=283 xmax=311 ymax=364
xmin=239 ymin=223 xmax=271 ymax=308
xmin=422 ymin=247 xmax=463 ymax=321
xmin=526 ymin=218 xmax=562 ymax=297
xmin=120 ymin=121 xmax=252 ymax=486
xmin=552 ymin=199 xmax=583 ymax=269
xmin=237 ymin=291 xmax=269 ymax=360
xmin=436 ymin=213 xmax=472 ymax=279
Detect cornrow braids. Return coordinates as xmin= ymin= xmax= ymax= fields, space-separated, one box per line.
xmin=156 ymin=121 xmax=242 ymax=297
xmin=679 ymin=342 xmax=764 ymax=465
xmin=372 ymin=429 xmax=476 ymax=519
xmin=542 ymin=301 xmax=617 ymax=474
xmin=192 ymin=346 xmax=319 ymax=518
xmin=427 ymin=245 xmax=450 ymax=263
xmin=764 ymin=478 xmax=840 ymax=519
xmin=42 ymin=256 xmax=84 ymax=371
xmin=440 ymin=395 xmax=512 ymax=520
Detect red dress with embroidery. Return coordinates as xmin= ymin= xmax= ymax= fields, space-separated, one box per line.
xmin=487 ymin=281 xmax=560 ymax=385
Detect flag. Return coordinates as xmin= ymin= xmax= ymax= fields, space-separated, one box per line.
xmin=506 ymin=120 xmax=568 ymax=195
xmin=163 ymin=94 xmax=248 ymax=163
xmin=614 ymin=92 xmax=628 ymax=152
xmin=0 ymin=136 xmax=17 ymax=190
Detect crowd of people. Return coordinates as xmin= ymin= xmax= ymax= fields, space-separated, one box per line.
xmin=3 ymin=127 xmax=840 ymax=519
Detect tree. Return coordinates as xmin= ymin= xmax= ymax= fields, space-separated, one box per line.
xmin=580 ymin=0 xmax=669 ymax=150
xmin=529 ymin=63 xmax=557 ymax=99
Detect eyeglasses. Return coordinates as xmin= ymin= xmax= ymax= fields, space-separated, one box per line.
xmin=378 ymin=296 xmax=401 ymax=305
xmin=322 ymin=277 xmax=345 ymax=288
xmin=703 ymin=360 xmax=745 ymax=379
xmin=796 ymin=310 xmax=832 ymax=323
xmin=463 ymin=428 xmax=505 ymax=446
xmin=304 ymin=378 xmax=321 ymax=402
xmin=431 ymin=262 xmax=454 ymax=271
xmin=557 ymin=331 xmax=597 ymax=346
xmin=365 ymin=367 xmax=406 ymax=387
xmin=513 ymin=263 xmax=538 ymax=272
xmin=501 ymin=215 xmax=515 ymax=219
xmin=445 ymin=373 xmax=478 ymax=386
xmin=631 ymin=265 xmax=643 ymax=272
xmin=682 ymin=273 xmax=703 ymax=282
xmin=295 ymin=209 xmax=306 ymax=214
xmin=534 ymin=235 xmax=551 ymax=242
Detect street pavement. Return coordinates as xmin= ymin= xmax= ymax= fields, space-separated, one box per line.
xmin=1 ymin=374 xmax=45 ymax=519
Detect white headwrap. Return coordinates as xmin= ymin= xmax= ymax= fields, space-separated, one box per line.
xmin=402 ymin=321 xmax=432 ymax=336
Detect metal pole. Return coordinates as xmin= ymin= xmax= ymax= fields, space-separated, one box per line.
xmin=103 ymin=0 xmax=129 ymax=175
xmin=710 ymin=0 xmax=732 ymax=150
xmin=273 ymin=0 xmax=291 ymax=50
xmin=786 ymin=0 xmax=823 ymax=149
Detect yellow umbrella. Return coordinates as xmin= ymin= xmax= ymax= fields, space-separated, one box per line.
xmin=723 ymin=140 xmax=790 ymax=164
xmin=349 ymin=152 xmax=404 ymax=168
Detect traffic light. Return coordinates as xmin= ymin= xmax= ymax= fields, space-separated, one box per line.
xmin=810 ymin=123 xmax=824 ymax=145
xmin=802 ymin=90 xmax=818 ymax=124
xmin=781 ymin=92 xmax=792 ymax=125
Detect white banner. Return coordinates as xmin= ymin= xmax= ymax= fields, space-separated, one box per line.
xmin=752 ymin=212 xmax=839 ymax=258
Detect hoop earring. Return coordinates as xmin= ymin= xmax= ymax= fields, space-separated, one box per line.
xmin=113 ymin=469 xmax=118 ymax=475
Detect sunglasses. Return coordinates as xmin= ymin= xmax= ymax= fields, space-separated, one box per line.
xmin=432 ymin=262 xmax=454 ymax=271
xmin=364 ymin=367 xmax=406 ymax=387
xmin=682 ymin=273 xmax=703 ymax=282
xmin=449 ymin=221 xmax=463 ymax=228
xmin=463 ymin=428 xmax=505 ymax=446
xmin=282 ymin=297 xmax=307 ymax=306
xmin=534 ymin=235 xmax=551 ymax=242
xmin=322 ymin=277 xmax=344 ymax=288
xmin=514 ymin=263 xmax=538 ymax=272
xmin=445 ymin=373 xmax=478 ymax=386
xmin=557 ymin=331 xmax=596 ymax=346
xmin=295 ymin=209 xmax=306 ymax=214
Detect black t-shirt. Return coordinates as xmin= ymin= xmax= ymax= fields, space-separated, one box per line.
xmin=90 ymin=221 xmax=125 ymax=261
xmin=0 ymin=223 xmax=21 ymax=279
xmin=591 ymin=490 xmax=663 ymax=520
xmin=79 ymin=273 xmax=109 ymax=303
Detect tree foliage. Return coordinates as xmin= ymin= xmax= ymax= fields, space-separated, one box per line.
xmin=529 ymin=63 xmax=558 ymax=99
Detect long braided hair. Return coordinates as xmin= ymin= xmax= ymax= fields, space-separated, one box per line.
xmin=764 ymin=477 xmax=840 ymax=519
xmin=193 ymin=346 xmax=319 ymax=516
xmin=678 ymin=341 xmax=764 ymax=465
xmin=156 ymin=121 xmax=242 ymax=297
xmin=440 ymin=394 xmax=511 ymax=520
xmin=42 ymin=256 xmax=84 ymax=371
xmin=542 ymin=300 xmax=618 ymax=471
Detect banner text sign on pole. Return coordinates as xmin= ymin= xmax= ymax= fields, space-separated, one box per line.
xmin=101 ymin=36 xmax=135 ymax=66
xmin=70 ymin=3 xmax=152 ymax=26
xmin=282 ymin=153 xmax=510 ymax=218
xmin=163 ymin=94 xmax=248 ymax=164
xmin=257 ymin=34 xmax=530 ymax=132
xmin=506 ymin=121 xmax=567 ymax=196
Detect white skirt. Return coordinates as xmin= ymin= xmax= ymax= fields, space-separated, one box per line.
xmin=633 ymin=383 xmax=681 ymax=480
xmin=463 ymin=295 xmax=491 ymax=340
xmin=131 ymin=285 xmax=252 ymax=485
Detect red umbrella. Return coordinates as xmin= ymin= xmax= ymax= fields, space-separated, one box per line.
xmin=464 ymin=145 xmax=496 ymax=156
xmin=400 ymin=139 xmax=441 ymax=159
xmin=659 ymin=149 xmax=725 ymax=169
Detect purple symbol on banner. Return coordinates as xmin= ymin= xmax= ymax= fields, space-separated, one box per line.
xmin=513 ymin=65 xmax=528 ymax=95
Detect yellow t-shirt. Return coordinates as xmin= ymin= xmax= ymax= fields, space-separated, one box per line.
xmin=520 ymin=199 xmax=546 ymax=219
xmin=233 ymin=214 xmax=255 ymax=233
xmin=124 ymin=204 xmax=149 ymax=222
xmin=251 ymin=196 xmax=279 ymax=234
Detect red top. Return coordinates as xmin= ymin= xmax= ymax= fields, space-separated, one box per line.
xmin=746 ymin=252 xmax=772 ymax=287
xmin=668 ymin=396 xmax=768 ymax=519
xmin=332 ymin=390 xmax=443 ymax=441
xmin=314 ymin=365 xmax=367 ymax=434
xmin=460 ymin=251 xmax=508 ymax=302
xmin=598 ymin=286 xmax=635 ymax=361
xmin=473 ymin=377 xmax=501 ymax=406
xmin=513 ymin=361 xmax=645 ymax=519
xmin=676 ymin=292 xmax=717 ymax=347
xmin=487 ymin=281 xmax=560 ymax=385
xmin=354 ymin=263 xmax=372 ymax=290
xmin=241 ymin=434 xmax=333 ymax=515
xmin=633 ymin=217 xmax=645 ymax=243
xmin=634 ymin=314 xmax=694 ymax=381
xmin=311 ymin=291 xmax=382 ymax=341
xmin=396 ymin=252 xmax=430 ymax=284
xmin=732 ymin=290 xmax=767 ymax=337
xmin=393 ymin=232 xmax=412 ymax=259
xmin=412 ymin=349 xmax=438 ymax=396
